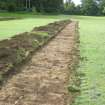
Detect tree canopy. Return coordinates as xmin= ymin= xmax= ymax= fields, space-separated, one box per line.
xmin=0 ymin=0 xmax=105 ymax=15
xmin=0 ymin=0 xmax=63 ymax=13
xmin=64 ymin=0 xmax=105 ymax=15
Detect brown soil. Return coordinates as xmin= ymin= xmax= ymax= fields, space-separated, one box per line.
xmin=0 ymin=21 xmax=79 ymax=105
xmin=0 ymin=20 xmax=70 ymax=85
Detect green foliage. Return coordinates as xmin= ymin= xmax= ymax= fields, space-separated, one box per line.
xmin=0 ymin=0 xmax=105 ymax=15
xmin=63 ymin=0 xmax=82 ymax=15
xmin=81 ymin=0 xmax=99 ymax=15
xmin=98 ymin=0 xmax=105 ymax=15
xmin=0 ymin=0 xmax=63 ymax=13
xmin=0 ymin=2 xmax=7 ymax=10
xmin=63 ymin=0 xmax=105 ymax=16
xmin=15 ymin=48 xmax=26 ymax=64
xmin=68 ymin=84 xmax=80 ymax=92
xmin=7 ymin=3 xmax=16 ymax=12
xmin=102 ymin=6 xmax=105 ymax=14
xmin=80 ymin=0 xmax=105 ymax=15
xmin=32 ymin=39 xmax=40 ymax=48
xmin=64 ymin=1 xmax=76 ymax=14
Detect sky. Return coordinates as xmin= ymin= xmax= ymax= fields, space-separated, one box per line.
xmin=64 ymin=0 xmax=81 ymax=5
xmin=72 ymin=0 xmax=81 ymax=5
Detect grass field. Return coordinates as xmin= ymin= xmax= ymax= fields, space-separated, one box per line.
xmin=0 ymin=18 xmax=60 ymax=40
xmin=0 ymin=13 xmax=71 ymax=40
xmin=0 ymin=13 xmax=105 ymax=104
xmin=72 ymin=16 xmax=105 ymax=105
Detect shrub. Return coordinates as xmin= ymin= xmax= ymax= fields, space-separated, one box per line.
xmin=7 ymin=3 xmax=16 ymax=12
xmin=0 ymin=2 xmax=7 ymax=10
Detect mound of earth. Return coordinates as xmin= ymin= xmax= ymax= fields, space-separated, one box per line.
xmin=0 ymin=21 xmax=79 ymax=105
xmin=0 ymin=20 xmax=70 ymax=85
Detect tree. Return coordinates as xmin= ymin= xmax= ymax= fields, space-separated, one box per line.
xmin=33 ymin=0 xmax=63 ymax=13
xmin=7 ymin=3 xmax=16 ymax=12
xmin=97 ymin=0 xmax=105 ymax=15
xmin=102 ymin=6 xmax=105 ymax=14
xmin=64 ymin=1 xmax=76 ymax=14
xmin=0 ymin=1 xmax=7 ymax=10
xmin=75 ymin=5 xmax=82 ymax=15
xmin=43 ymin=0 xmax=63 ymax=12
xmin=81 ymin=0 xmax=99 ymax=15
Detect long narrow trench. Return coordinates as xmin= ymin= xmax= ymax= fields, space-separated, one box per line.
xmin=0 ymin=22 xmax=78 ymax=105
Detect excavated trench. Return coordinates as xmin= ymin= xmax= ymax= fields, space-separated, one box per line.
xmin=0 ymin=21 xmax=79 ymax=105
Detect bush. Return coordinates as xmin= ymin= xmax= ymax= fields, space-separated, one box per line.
xmin=7 ymin=3 xmax=16 ymax=12
xmin=0 ymin=2 xmax=7 ymax=10
xmin=0 ymin=20 xmax=70 ymax=85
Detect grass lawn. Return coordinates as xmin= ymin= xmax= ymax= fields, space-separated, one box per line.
xmin=0 ymin=13 xmax=70 ymax=40
xmin=0 ymin=18 xmax=60 ymax=40
xmin=72 ymin=16 xmax=105 ymax=105
xmin=1 ymin=13 xmax=105 ymax=104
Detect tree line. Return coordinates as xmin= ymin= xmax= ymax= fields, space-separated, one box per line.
xmin=0 ymin=0 xmax=105 ymax=15
xmin=0 ymin=0 xmax=63 ymax=13
xmin=64 ymin=0 xmax=105 ymax=15
xmin=81 ymin=0 xmax=105 ymax=15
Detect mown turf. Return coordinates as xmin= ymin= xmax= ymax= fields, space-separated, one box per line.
xmin=1 ymin=13 xmax=105 ymax=104
xmin=0 ymin=13 xmax=71 ymax=40
xmin=0 ymin=18 xmax=60 ymax=40
xmin=72 ymin=16 xmax=105 ymax=105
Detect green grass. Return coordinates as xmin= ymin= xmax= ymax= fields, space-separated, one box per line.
xmin=0 ymin=12 xmax=68 ymax=18
xmin=0 ymin=12 xmax=70 ymax=40
xmin=1 ymin=12 xmax=105 ymax=104
xmin=0 ymin=18 xmax=59 ymax=40
xmin=0 ymin=12 xmax=45 ymax=18
xmin=72 ymin=16 xmax=105 ymax=105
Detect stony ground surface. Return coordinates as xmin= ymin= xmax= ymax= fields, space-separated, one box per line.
xmin=0 ymin=22 xmax=78 ymax=105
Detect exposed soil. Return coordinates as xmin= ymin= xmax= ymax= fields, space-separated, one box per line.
xmin=0 ymin=21 xmax=79 ymax=105
xmin=0 ymin=20 xmax=70 ymax=85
